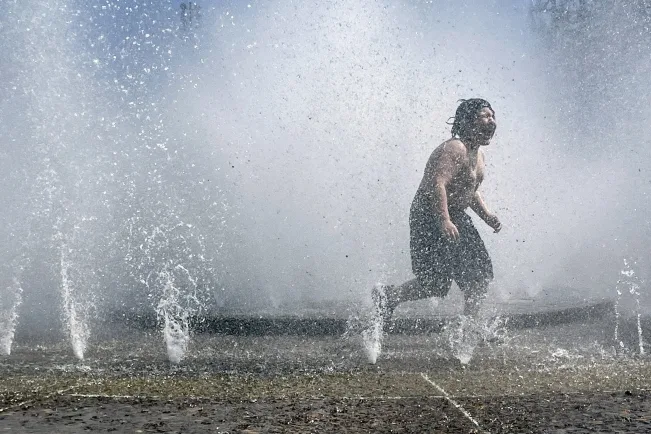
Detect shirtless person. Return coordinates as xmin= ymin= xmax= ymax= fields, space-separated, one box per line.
xmin=373 ymin=98 xmax=502 ymax=324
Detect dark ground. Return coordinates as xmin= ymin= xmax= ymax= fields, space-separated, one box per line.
xmin=4 ymin=391 xmax=651 ymax=433
xmin=2 ymin=301 xmax=651 ymax=433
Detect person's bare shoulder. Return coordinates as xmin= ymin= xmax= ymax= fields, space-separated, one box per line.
xmin=424 ymin=138 xmax=465 ymax=176
xmin=437 ymin=138 xmax=466 ymax=162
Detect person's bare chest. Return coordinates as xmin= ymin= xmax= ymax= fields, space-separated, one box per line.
xmin=451 ymin=158 xmax=483 ymax=194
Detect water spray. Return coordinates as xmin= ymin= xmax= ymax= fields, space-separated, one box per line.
xmin=615 ymin=258 xmax=645 ymax=355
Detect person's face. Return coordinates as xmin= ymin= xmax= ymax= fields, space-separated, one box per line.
xmin=472 ymin=107 xmax=496 ymax=141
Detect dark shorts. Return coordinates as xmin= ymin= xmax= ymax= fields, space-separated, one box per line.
xmin=409 ymin=194 xmax=493 ymax=298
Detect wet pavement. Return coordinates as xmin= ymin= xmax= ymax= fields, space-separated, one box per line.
xmin=2 ymin=302 xmax=651 ymax=433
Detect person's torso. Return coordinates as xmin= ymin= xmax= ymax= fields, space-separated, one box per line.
xmin=416 ymin=141 xmax=484 ymax=214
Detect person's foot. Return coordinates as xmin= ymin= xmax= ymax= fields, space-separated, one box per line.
xmin=371 ymin=284 xmax=397 ymax=326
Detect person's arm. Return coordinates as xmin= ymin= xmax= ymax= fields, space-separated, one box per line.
xmin=470 ymin=191 xmax=502 ymax=232
xmin=431 ymin=181 xmax=451 ymax=223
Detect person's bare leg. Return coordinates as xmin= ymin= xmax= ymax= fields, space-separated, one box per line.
xmin=459 ymin=278 xmax=489 ymax=317
xmin=373 ymin=278 xmax=451 ymax=325
xmin=388 ymin=278 xmax=452 ymax=307
xmin=385 ymin=278 xmax=419 ymax=305
xmin=372 ymin=280 xmax=416 ymax=325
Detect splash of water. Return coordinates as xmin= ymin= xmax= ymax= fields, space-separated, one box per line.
xmin=360 ymin=282 xmax=393 ymax=364
xmin=58 ymin=235 xmax=93 ymax=361
xmin=0 ymin=277 xmax=23 ymax=356
xmin=156 ymin=271 xmax=191 ymax=364
xmin=362 ymin=311 xmax=383 ymax=365
xmin=134 ymin=221 xmax=211 ymax=364
xmin=1 ymin=0 xmax=227 ymax=346
xmin=446 ymin=315 xmax=508 ymax=365
xmin=3 ymin=0 xmax=648 ymax=353
xmin=445 ymin=315 xmax=480 ymax=365
xmin=614 ymin=258 xmax=645 ymax=355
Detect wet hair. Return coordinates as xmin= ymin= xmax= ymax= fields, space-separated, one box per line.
xmin=448 ymin=98 xmax=494 ymax=138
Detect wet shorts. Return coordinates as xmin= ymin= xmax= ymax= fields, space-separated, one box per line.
xmin=409 ymin=194 xmax=493 ymax=298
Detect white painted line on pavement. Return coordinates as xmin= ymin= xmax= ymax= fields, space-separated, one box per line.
xmin=420 ymin=373 xmax=488 ymax=433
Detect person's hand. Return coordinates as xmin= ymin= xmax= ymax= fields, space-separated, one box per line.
xmin=485 ymin=213 xmax=502 ymax=233
xmin=440 ymin=219 xmax=460 ymax=241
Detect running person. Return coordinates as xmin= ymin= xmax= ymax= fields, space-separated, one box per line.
xmin=373 ymin=98 xmax=502 ymax=323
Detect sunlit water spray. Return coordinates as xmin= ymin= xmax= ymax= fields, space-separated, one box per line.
xmin=361 ymin=321 xmax=383 ymax=365
xmin=614 ymin=258 xmax=645 ymax=355
xmin=59 ymin=240 xmax=89 ymax=360
xmin=32 ymin=159 xmax=100 ymax=360
xmin=360 ymin=283 xmax=386 ymax=364
xmin=134 ymin=222 xmax=214 ymax=363
xmin=2 ymin=0 xmax=650 ymax=369
xmin=156 ymin=270 xmax=192 ymax=364
xmin=446 ymin=316 xmax=480 ymax=365
xmin=0 ymin=277 xmax=23 ymax=356
xmin=444 ymin=314 xmax=508 ymax=365
xmin=357 ymin=282 xmax=508 ymax=364
xmin=1 ymin=0 xmax=226 ymax=359
xmin=57 ymin=233 xmax=96 ymax=361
